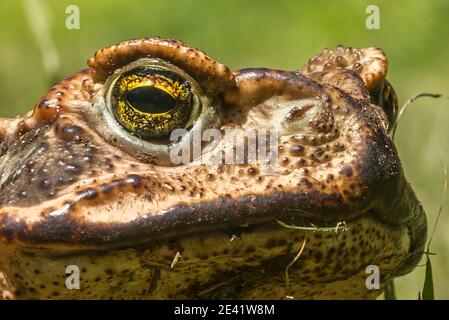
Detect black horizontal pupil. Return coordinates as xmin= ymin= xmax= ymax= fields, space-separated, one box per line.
xmin=126 ymin=86 xmax=176 ymax=114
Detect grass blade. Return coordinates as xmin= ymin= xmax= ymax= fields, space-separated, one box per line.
xmin=276 ymin=219 xmax=348 ymax=240
xmin=427 ymin=161 xmax=448 ymax=252
xmin=22 ymin=0 xmax=61 ymax=84
xmin=419 ymin=160 xmax=447 ymax=300
xmin=384 ymin=280 xmax=397 ymax=300
xmin=284 ymin=239 xmax=307 ymax=296
xmin=422 ymin=255 xmax=435 ymax=300
xmin=391 ymin=93 xmax=443 ymax=139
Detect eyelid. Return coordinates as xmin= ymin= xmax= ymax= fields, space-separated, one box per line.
xmin=105 ymin=58 xmax=203 ymax=93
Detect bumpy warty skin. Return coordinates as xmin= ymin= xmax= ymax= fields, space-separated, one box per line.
xmin=0 ymin=38 xmax=426 ymax=299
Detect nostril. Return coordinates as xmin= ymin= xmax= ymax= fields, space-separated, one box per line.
xmin=284 ymin=103 xmax=314 ymax=122
xmin=279 ymin=99 xmax=332 ymax=135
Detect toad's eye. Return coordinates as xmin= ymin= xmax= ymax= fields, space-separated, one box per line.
xmin=108 ymin=65 xmax=201 ymax=139
xmin=97 ymin=58 xmax=220 ymax=165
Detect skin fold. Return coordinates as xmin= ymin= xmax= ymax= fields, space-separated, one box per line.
xmin=0 ymin=38 xmax=426 ymax=299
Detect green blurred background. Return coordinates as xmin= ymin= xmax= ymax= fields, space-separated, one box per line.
xmin=0 ymin=0 xmax=448 ymax=299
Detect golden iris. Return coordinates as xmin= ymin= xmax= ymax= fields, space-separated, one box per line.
xmin=110 ymin=66 xmax=195 ymax=139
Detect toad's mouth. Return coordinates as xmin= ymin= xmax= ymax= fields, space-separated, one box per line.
xmin=0 ymin=171 xmax=426 ymax=278
xmin=0 ymin=189 xmax=426 ymax=300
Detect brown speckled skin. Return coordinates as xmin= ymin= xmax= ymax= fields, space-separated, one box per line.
xmin=0 ymin=38 xmax=426 ymax=299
